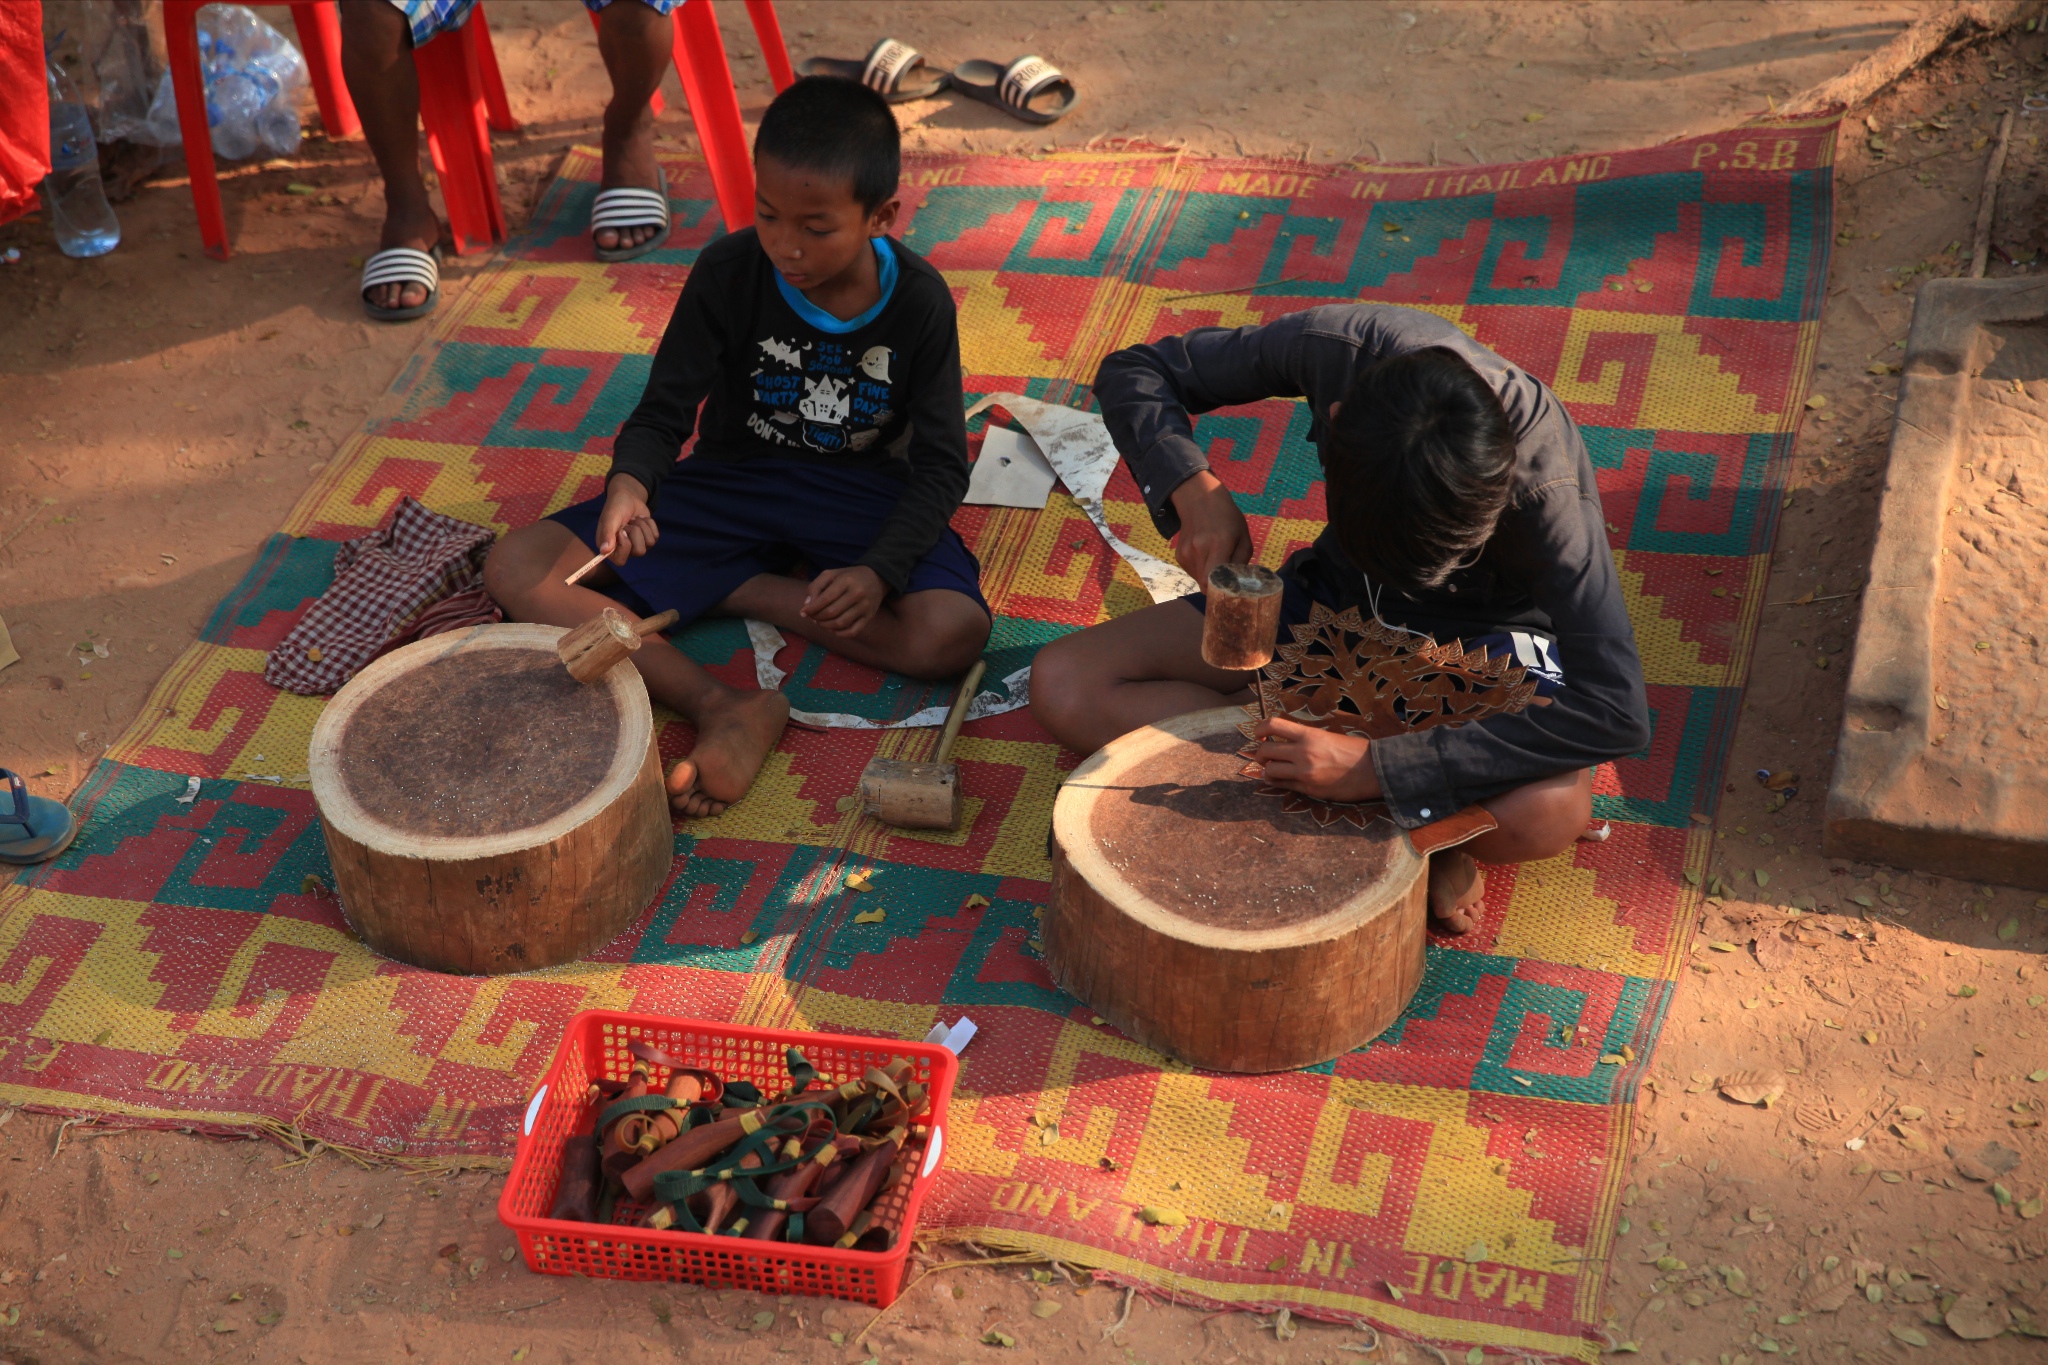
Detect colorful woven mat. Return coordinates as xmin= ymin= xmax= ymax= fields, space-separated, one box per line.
xmin=0 ymin=122 xmax=1834 ymax=1359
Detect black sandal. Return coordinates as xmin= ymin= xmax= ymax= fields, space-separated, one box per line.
xmin=798 ymin=38 xmax=949 ymax=102
xmin=949 ymin=55 xmax=1079 ymax=125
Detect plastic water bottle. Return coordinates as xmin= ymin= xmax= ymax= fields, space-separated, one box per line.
xmin=43 ymin=57 xmax=120 ymax=258
xmin=207 ymin=69 xmax=262 ymax=161
xmin=134 ymin=5 xmax=309 ymax=161
xmin=257 ymin=100 xmax=302 ymax=157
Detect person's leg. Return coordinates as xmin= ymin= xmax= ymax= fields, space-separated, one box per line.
xmin=593 ymin=0 xmax=672 ymax=253
xmin=339 ymin=2 xmax=439 ymax=312
xmin=1427 ymin=767 xmax=1594 ymax=933
xmin=718 ymin=574 xmax=990 ymax=680
xmin=1027 ymin=599 xmax=1251 ymax=754
xmin=483 ymin=521 xmax=790 ymax=818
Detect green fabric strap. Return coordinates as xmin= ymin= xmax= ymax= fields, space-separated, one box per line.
xmin=648 ymin=1099 xmax=842 ymax=1228
xmin=596 ymin=1094 xmax=677 ymax=1131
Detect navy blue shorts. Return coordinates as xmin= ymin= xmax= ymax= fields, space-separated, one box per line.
xmin=1184 ymin=558 xmax=1566 ymax=697
xmin=549 ymin=457 xmax=989 ymax=625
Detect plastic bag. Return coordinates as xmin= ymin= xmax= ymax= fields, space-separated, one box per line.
xmin=138 ymin=3 xmax=307 ymax=158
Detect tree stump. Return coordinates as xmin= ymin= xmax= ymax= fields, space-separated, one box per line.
xmin=1046 ymin=707 xmax=1435 ymax=1072
xmin=308 ymin=623 xmax=672 ymax=975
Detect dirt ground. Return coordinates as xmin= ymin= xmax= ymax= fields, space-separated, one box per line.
xmin=4 ymin=2 xmax=2048 ymax=1362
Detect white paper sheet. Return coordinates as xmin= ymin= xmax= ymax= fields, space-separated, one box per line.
xmin=746 ymin=619 xmax=1031 ymax=730
xmin=963 ymin=426 xmax=1058 ymax=509
xmin=963 ymin=393 xmax=1199 ymax=604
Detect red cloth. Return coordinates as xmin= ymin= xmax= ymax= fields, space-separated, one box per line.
xmin=0 ymin=1 xmax=48 ymax=228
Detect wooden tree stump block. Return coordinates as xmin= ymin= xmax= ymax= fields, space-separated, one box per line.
xmin=309 ymin=624 xmax=672 ymax=975
xmin=1046 ymin=707 xmax=1434 ymax=1073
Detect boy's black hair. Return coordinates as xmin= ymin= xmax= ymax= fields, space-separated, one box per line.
xmin=753 ymin=76 xmax=900 ymax=212
xmin=1322 ymin=347 xmax=1517 ymax=593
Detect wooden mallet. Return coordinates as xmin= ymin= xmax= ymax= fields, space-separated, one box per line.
xmin=1202 ymin=563 xmax=1284 ymax=719
xmin=556 ymin=607 xmax=679 ymax=684
xmin=858 ymin=659 xmax=987 ymax=830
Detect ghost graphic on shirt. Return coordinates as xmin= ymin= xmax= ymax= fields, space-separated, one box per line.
xmin=759 ymin=337 xmax=807 ymax=369
xmin=799 ymin=374 xmax=851 ymax=426
xmin=859 ymin=346 xmax=892 ymax=383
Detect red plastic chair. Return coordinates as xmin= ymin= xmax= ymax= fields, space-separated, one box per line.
xmin=163 ymin=0 xmax=358 ymax=262
xmin=586 ymin=0 xmax=795 ymax=232
xmin=169 ymin=0 xmax=789 ymax=261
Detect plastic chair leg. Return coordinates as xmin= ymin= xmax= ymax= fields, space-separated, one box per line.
xmin=161 ymin=0 xmax=230 ymax=261
xmin=743 ymin=0 xmax=794 ymax=92
xmin=469 ymin=3 xmax=522 ymax=133
xmin=287 ymin=1 xmax=359 ymax=139
xmin=414 ymin=25 xmax=505 ymax=254
xmin=584 ymin=7 xmax=664 ymax=118
xmin=670 ymin=0 xmax=753 ymax=231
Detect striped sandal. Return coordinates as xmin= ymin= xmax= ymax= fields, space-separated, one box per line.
xmin=798 ymin=38 xmax=950 ymax=103
xmin=949 ymin=55 xmax=1079 ymax=125
xmin=359 ymin=245 xmax=441 ymax=322
xmin=592 ymin=165 xmax=671 ymax=264
xmin=0 ymin=768 xmax=78 ymax=865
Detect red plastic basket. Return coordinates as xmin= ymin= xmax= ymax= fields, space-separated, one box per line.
xmin=498 ymin=1010 xmax=957 ymax=1307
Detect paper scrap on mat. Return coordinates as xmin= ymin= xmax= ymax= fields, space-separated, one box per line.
xmin=745 ymin=620 xmax=1030 ymax=730
xmin=964 ymin=393 xmax=1198 ymax=604
xmin=924 ymin=1016 xmax=978 ymax=1054
xmin=963 ymin=425 xmax=1058 ymax=509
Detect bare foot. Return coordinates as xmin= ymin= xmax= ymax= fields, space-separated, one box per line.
xmin=665 ymin=689 xmax=790 ymax=817
xmin=1427 ymin=851 xmax=1487 ymax=934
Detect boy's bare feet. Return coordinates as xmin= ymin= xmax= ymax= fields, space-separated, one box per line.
xmin=665 ymin=688 xmax=791 ymax=817
xmin=1427 ymin=850 xmax=1486 ymax=934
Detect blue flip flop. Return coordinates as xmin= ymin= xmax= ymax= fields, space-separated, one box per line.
xmin=0 ymin=768 xmax=78 ymax=865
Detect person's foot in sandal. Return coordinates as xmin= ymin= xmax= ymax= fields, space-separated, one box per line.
xmin=339 ymin=0 xmax=447 ymax=319
xmin=0 ymin=768 xmax=79 ymax=866
xmin=592 ymin=0 xmax=675 ymax=260
xmin=362 ymin=194 xmax=442 ymax=317
xmin=949 ymin=55 xmax=1079 ymax=124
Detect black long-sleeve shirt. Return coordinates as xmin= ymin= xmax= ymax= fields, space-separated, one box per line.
xmin=1095 ymin=304 xmax=1652 ymax=828
xmin=608 ymin=228 xmax=969 ymax=592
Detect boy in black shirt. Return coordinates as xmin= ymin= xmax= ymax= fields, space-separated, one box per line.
xmin=1031 ymin=306 xmax=1651 ymax=932
xmin=486 ymin=78 xmax=989 ymax=817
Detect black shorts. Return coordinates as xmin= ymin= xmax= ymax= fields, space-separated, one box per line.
xmin=549 ymin=457 xmax=989 ymax=625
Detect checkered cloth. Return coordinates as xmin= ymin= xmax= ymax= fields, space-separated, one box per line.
xmin=263 ymin=497 xmax=501 ymax=696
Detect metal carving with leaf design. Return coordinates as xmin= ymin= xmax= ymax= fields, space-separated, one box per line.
xmin=1236 ymin=603 xmax=1547 ymax=828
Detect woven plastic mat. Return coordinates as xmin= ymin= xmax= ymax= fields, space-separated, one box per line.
xmin=0 ymin=121 xmax=1836 ymax=1359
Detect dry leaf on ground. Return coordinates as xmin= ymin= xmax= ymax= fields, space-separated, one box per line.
xmin=1947 ymin=1140 xmax=2021 ymax=1182
xmin=1801 ymin=1263 xmax=1856 ymax=1312
xmin=1752 ymin=933 xmax=1795 ymax=971
xmin=1717 ymin=1069 xmax=1787 ymax=1107
xmin=1946 ymin=1294 xmax=2011 ymax=1340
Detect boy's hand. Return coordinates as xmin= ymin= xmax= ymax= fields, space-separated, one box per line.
xmin=1247 ymin=715 xmax=1381 ymax=803
xmin=596 ymin=474 xmax=659 ymax=563
xmin=802 ymin=565 xmax=887 ymax=637
xmin=1169 ymin=470 xmax=1254 ymax=585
